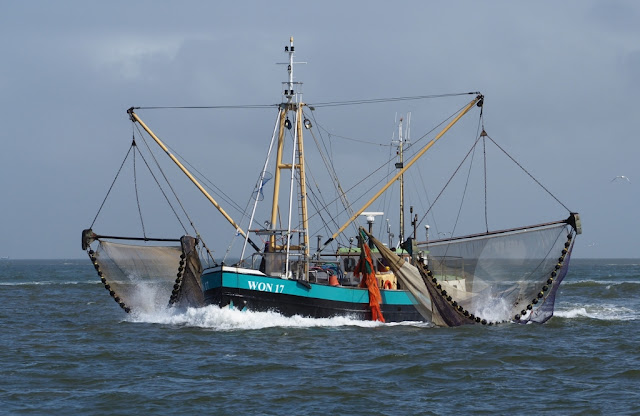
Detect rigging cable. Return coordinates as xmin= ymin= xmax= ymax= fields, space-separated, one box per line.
xmin=406 ymin=165 xmax=438 ymax=239
xmin=90 ymin=145 xmax=134 ymax=229
xmin=132 ymin=127 xmax=188 ymax=234
xmin=313 ymin=122 xmax=393 ymax=147
xmin=134 ymin=124 xmax=217 ymax=263
xmin=415 ymin=135 xmax=483 ymax=231
xmin=308 ymin=92 xmax=480 ymax=108
xmin=484 ymin=133 xmax=572 ymax=213
xmin=302 ymin=158 xmax=343 ymax=240
xmin=307 ymin=102 xmax=475 ymax=245
xmin=448 ymin=133 xmax=480 ymax=245
xmin=129 ymin=94 xmax=482 ymax=249
xmin=304 ymin=110 xmax=358 ymax=238
xmin=482 ymin=122 xmax=489 ymax=233
xmin=134 ymin=104 xmax=278 ymax=110
xmin=132 ymin=139 xmax=147 ymax=238
xmin=131 ymin=92 xmax=479 ymax=111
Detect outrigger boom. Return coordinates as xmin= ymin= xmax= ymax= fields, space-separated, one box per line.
xmin=127 ymin=107 xmax=261 ymax=252
xmin=319 ymin=93 xmax=483 ymax=252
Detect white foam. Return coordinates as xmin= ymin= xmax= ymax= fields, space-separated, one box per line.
xmin=127 ymin=305 xmax=429 ymax=330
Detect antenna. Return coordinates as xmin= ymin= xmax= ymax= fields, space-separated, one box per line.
xmin=278 ymin=36 xmax=306 ymax=103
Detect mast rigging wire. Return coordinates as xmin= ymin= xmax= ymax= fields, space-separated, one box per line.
xmin=131 ymin=91 xmax=479 ymax=111
xmin=133 ymin=124 xmax=218 ymax=262
xmin=132 ymin=142 xmax=147 ymax=238
xmin=304 ymin=102 xmax=474 ymax=244
xmin=133 ymin=126 xmax=190 ymax=235
xmin=90 ymin=145 xmax=133 ymax=229
xmin=484 ymin=133 xmax=572 ymax=213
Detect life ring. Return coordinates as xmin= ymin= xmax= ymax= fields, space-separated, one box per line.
xmin=383 ymin=280 xmax=393 ymax=290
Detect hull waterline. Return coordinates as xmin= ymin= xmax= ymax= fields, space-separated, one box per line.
xmin=201 ymin=266 xmax=426 ymax=322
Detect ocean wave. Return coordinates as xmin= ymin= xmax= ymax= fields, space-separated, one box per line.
xmin=0 ymin=280 xmax=89 ymax=286
xmin=555 ymin=304 xmax=638 ymax=321
xmin=564 ymin=279 xmax=640 ymax=288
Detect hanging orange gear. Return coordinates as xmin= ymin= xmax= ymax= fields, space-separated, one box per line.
xmin=355 ymin=231 xmax=385 ymax=322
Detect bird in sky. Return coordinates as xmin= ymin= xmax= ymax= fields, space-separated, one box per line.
xmin=611 ymin=175 xmax=631 ymax=183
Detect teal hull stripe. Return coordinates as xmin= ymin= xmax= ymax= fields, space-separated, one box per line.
xmin=202 ymin=270 xmax=417 ymax=306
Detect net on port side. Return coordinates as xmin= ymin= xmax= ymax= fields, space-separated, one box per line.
xmin=83 ymin=231 xmax=203 ymax=313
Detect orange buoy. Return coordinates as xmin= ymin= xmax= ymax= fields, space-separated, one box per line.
xmin=383 ymin=280 xmax=393 ymax=290
xmin=329 ymin=275 xmax=339 ymax=286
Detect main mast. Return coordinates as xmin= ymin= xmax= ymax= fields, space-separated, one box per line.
xmin=268 ymin=37 xmax=309 ymax=276
xmin=397 ymin=116 xmax=406 ymax=244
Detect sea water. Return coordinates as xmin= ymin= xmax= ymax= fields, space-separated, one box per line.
xmin=0 ymin=259 xmax=638 ymax=415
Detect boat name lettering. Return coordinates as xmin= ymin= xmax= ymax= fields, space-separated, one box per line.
xmin=247 ymin=280 xmax=285 ymax=293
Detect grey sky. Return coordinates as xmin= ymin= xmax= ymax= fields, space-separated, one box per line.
xmin=1 ymin=1 xmax=638 ymax=259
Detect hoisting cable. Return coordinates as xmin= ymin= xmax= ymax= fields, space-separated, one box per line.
xmin=482 ymin=130 xmax=489 ymax=233
xmin=132 ymin=139 xmax=147 ymax=239
xmin=476 ymin=109 xmax=490 ymax=233
xmin=133 ymin=128 xmax=188 ymax=234
xmin=448 ymin=132 xmax=480 ymax=244
xmin=484 ymin=133 xmax=572 ymax=213
xmin=90 ymin=143 xmax=134 ymax=229
xmin=415 ymin=135 xmax=483 ymax=230
xmin=127 ymin=108 xmax=261 ymax=253
xmin=134 ymin=124 xmax=218 ymax=263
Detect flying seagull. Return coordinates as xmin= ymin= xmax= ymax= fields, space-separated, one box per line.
xmin=611 ymin=175 xmax=631 ymax=183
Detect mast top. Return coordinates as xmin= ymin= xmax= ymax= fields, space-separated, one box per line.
xmin=280 ymin=37 xmax=305 ymax=104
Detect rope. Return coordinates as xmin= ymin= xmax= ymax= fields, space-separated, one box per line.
xmin=134 ymin=105 xmax=278 ymax=110
xmin=134 ymin=124 xmax=217 ymax=263
xmin=416 ymin=135 xmax=482 ymax=231
xmin=90 ymin=144 xmax=133 ymax=228
xmin=449 ymin=134 xmax=479 ymax=245
xmin=133 ymin=135 xmax=188 ymax=234
xmin=409 ymin=162 xmax=438 ymax=239
xmin=132 ymin=143 xmax=147 ymax=238
xmin=308 ymin=92 xmax=480 ymax=108
xmin=483 ymin=135 xmax=488 ymax=233
xmin=484 ymin=133 xmax=572 ymax=213
xmin=481 ymin=111 xmax=489 ymax=234
xmin=130 ymin=92 xmax=479 ymax=111
xmin=305 ymin=102 xmax=475 ymax=246
xmin=305 ymin=111 xmax=357 ymax=234
xmin=313 ymin=121 xmax=392 ymax=147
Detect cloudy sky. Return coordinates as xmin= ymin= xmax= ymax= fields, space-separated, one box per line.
xmin=1 ymin=1 xmax=638 ymax=259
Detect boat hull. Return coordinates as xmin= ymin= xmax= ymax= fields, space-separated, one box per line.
xmin=201 ymin=266 xmax=425 ymax=322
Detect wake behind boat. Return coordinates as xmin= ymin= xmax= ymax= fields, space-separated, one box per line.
xmin=82 ymin=37 xmax=581 ymax=326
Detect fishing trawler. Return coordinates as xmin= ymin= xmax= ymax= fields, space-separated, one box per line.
xmin=82 ymin=37 xmax=581 ymax=326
